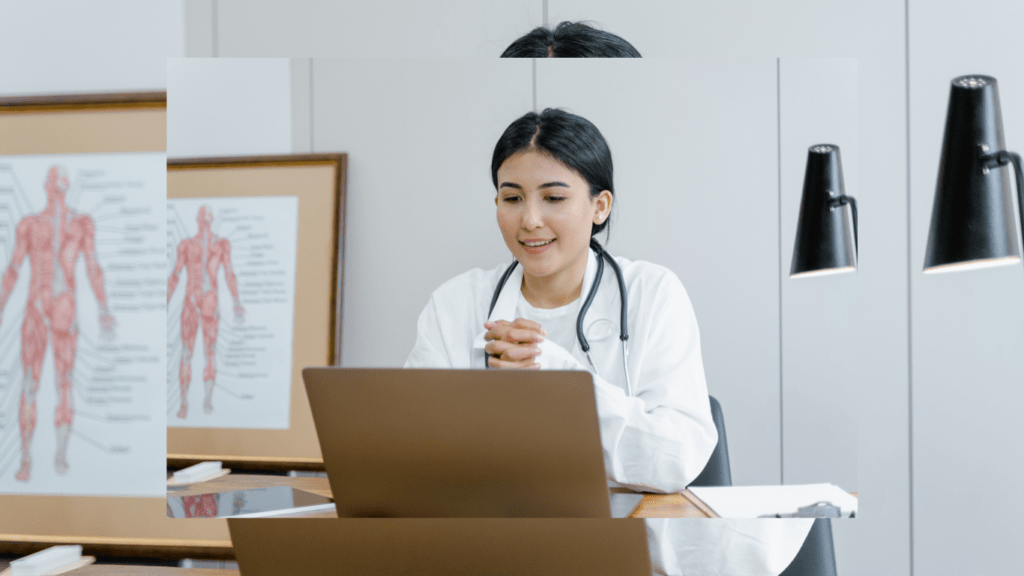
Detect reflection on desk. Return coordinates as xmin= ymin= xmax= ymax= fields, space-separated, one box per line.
xmin=171 ymin=474 xmax=713 ymax=520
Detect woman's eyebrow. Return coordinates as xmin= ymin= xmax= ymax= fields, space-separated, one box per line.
xmin=498 ymin=181 xmax=569 ymax=190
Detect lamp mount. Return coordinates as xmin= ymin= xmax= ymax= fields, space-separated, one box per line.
xmin=828 ymin=195 xmax=858 ymax=256
xmin=977 ymin=146 xmax=1024 ymax=262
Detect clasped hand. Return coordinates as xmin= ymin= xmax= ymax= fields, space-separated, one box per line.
xmin=483 ymin=318 xmax=546 ymax=369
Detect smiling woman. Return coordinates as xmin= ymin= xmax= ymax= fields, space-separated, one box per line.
xmin=405 ymin=107 xmax=717 ymax=494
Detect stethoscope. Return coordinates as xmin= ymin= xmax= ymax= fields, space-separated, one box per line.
xmin=486 ymin=238 xmax=634 ymax=397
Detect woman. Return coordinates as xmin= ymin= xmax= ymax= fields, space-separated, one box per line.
xmin=405 ymin=108 xmax=812 ymax=576
xmin=405 ymin=107 xmax=717 ymax=493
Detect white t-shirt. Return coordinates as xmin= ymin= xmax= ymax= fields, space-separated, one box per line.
xmin=515 ymin=293 xmax=579 ymax=363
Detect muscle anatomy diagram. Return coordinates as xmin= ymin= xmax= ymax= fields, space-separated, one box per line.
xmin=167 ymin=197 xmax=298 ymax=430
xmin=0 ymin=166 xmax=115 ymax=481
xmin=0 ymin=154 xmax=166 ymax=497
xmin=167 ymin=206 xmax=244 ymax=418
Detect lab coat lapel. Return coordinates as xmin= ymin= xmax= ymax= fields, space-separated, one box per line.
xmin=472 ymin=263 xmax=523 ymax=353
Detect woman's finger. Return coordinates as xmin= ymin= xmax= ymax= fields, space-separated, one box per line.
xmin=503 ymin=327 xmax=545 ymax=344
xmin=483 ymin=320 xmax=513 ymax=342
xmin=486 ymin=340 xmax=541 ymax=361
xmin=512 ymin=317 xmax=547 ymax=336
xmin=502 ymin=344 xmax=542 ymax=362
xmin=487 ymin=356 xmax=541 ymax=369
xmin=484 ymin=340 xmax=513 ymax=356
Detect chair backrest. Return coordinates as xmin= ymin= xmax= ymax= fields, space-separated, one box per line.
xmin=687 ymin=395 xmax=732 ymax=487
xmin=778 ymin=519 xmax=839 ymax=576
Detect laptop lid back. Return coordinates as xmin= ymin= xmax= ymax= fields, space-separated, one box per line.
xmin=229 ymin=518 xmax=652 ymax=576
xmin=303 ymin=368 xmax=611 ymax=517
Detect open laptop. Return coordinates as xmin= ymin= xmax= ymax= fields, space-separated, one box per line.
xmin=302 ymin=367 xmax=644 ymax=518
xmin=229 ymin=518 xmax=652 ymax=576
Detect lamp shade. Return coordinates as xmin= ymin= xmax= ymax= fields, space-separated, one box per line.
xmin=923 ymin=75 xmax=1020 ymax=273
xmin=790 ymin=144 xmax=857 ymax=278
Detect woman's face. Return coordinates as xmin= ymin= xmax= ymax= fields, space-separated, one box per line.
xmin=495 ymin=149 xmax=611 ymax=287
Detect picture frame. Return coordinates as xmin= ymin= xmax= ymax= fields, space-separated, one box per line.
xmin=0 ymin=92 xmax=234 ymax=558
xmin=166 ymin=154 xmax=347 ymax=471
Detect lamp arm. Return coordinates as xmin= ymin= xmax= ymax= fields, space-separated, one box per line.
xmin=1008 ymin=152 xmax=1024 ymax=259
xmin=981 ymin=149 xmax=1024 ymax=258
xmin=829 ymin=195 xmax=858 ymax=258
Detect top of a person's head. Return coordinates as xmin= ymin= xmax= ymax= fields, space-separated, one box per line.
xmin=501 ymin=21 xmax=641 ymax=58
xmin=491 ymin=108 xmax=614 ymax=236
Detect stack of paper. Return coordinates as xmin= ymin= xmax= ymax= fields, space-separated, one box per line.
xmin=10 ymin=546 xmax=82 ymax=576
xmin=687 ymin=483 xmax=858 ymax=518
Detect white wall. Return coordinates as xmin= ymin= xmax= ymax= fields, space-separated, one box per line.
xmin=908 ymin=1 xmax=1024 ymax=573
xmin=166 ymin=58 xmax=293 ymax=158
xmin=779 ymin=58 xmax=859 ymax=492
xmin=0 ymin=0 xmax=185 ymax=95
xmin=183 ymin=0 xmax=542 ymax=58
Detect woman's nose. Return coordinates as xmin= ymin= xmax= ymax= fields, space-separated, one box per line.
xmin=521 ymin=198 xmax=543 ymax=229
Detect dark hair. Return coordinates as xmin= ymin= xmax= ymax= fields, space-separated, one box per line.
xmin=501 ymin=21 xmax=641 ymax=58
xmin=491 ymin=108 xmax=614 ymax=237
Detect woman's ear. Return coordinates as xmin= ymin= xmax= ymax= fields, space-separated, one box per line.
xmin=593 ymin=190 xmax=613 ymax=223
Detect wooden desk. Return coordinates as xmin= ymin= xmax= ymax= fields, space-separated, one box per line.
xmin=171 ymin=474 xmax=714 ymax=520
xmin=2 ymin=475 xmax=712 ymax=563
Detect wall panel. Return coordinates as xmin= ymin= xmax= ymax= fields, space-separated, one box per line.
xmin=0 ymin=0 xmax=185 ymax=95
xmin=167 ymin=58 xmax=293 ymax=158
xmin=216 ymin=0 xmax=542 ymax=58
xmin=779 ymin=58 xmax=859 ymax=492
xmin=310 ymin=59 xmax=533 ymax=367
xmin=908 ymin=1 xmax=1024 ymax=573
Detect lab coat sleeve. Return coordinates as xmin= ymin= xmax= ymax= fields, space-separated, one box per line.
xmin=543 ymin=271 xmax=718 ymax=493
xmin=605 ymin=273 xmax=717 ymax=492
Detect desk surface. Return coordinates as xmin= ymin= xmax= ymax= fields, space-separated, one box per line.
xmin=170 ymin=474 xmax=714 ymax=519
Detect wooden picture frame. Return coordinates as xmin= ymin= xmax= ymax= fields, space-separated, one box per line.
xmin=0 ymin=93 xmax=235 ymax=558
xmin=0 ymin=96 xmax=346 ymax=559
xmin=166 ymin=154 xmax=347 ymax=471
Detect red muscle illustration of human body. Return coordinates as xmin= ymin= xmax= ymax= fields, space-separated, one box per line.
xmin=0 ymin=166 xmax=116 ymax=481
xmin=167 ymin=206 xmax=244 ymax=419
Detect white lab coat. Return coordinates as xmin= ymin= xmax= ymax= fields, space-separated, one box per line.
xmin=405 ymin=247 xmax=813 ymax=575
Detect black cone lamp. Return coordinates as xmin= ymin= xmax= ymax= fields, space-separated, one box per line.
xmin=924 ymin=75 xmax=1024 ymax=273
xmin=790 ymin=144 xmax=858 ymax=278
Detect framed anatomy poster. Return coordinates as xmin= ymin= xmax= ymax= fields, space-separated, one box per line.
xmin=166 ymin=154 xmax=347 ymax=471
xmin=0 ymin=94 xmax=167 ymax=499
xmin=0 ymin=93 xmax=232 ymax=558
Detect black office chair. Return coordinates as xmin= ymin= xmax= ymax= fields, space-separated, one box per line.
xmin=687 ymin=395 xmax=732 ymax=487
xmin=778 ymin=519 xmax=839 ymax=576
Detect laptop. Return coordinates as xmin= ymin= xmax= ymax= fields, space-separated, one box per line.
xmin=302 ymin=367 xmax=644 ymax=518
xmin=228 ymin=518 xmax=652 ymax=576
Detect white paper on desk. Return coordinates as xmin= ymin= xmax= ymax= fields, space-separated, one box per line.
xmin=688 ymin=483 xmax=858 ymax=518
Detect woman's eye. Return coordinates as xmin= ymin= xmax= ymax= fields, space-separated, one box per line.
xmin=546 ymin=196 xmax=566 ymax=203
xmin=502 ymin=196 xmax=521 ymax=203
